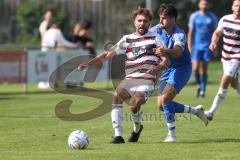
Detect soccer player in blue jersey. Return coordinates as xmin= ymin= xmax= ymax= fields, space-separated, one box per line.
xmin=150 ymin=4 xmax=208 ymax=142
xmin=188 ymin=0 xmax=218 ymax=97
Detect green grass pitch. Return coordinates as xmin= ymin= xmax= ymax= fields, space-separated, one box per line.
xmin=0 ymin=61 xmax=240 ymax=160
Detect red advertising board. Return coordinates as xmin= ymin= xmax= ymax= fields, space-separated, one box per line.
xmin=0 ymin=50 xmax=27 ymax=83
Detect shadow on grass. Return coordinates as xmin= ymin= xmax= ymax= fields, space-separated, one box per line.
xmin=151 ymin=138 xmax=240 ymax=144
xmin=0 ymin=90 xmax=55 ymax=96
xmin=0 ymin=114 xmax=56 ymax=119
xmin=136 ymin=138 xmax=240 ymax=144
xmin=187 ymin=81 xmax=219 ymax=86
xmin=179 ymin=138 xmax=240 ymax=143
xmin=0 ymin=86 xmax=115 ymax=96
xmin=0 ymin=96 xmax=28 ymax=100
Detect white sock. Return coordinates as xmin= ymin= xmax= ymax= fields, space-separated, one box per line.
xmin=111 ymin=104 xmax=123 ymax=137
xmin=131 ymin=109 xmax=143 ymax=133
xmin=166 ymin=122 xmax=175 ymax=136
xmin=184 ymin=105 xmax=197 ymax=115
xmin=209 ymin=88 xmax=227 ymax=114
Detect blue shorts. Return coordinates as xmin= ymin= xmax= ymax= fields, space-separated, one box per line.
xmin=192 ymin=48 xmax=213 ymax=62
xmin=159 ymin=64 xmax=192 ymax=93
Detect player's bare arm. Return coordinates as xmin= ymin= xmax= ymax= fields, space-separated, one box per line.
xmin=209 ymin=29 xmax=223 ymax=54
xmin=187 ymin=28 xmax=193 ymax=54
xmin=78 ymin=50 xmax=116 ymax=70
xmin=155 ymin=45 xmax=183 ymax=58
xmin=146 ymin=55 xmax=169 ymax=75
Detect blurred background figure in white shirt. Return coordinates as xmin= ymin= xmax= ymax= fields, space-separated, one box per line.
xmin=39 ymin=10 xmax=53 ymax=43
xmin=41 ymin=19 xmax=79 ymax=52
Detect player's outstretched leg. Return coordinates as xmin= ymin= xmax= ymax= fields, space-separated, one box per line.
xmin=163 ymin=103 xmax=177 ymax=143
xmin=128 ymin=124 xmax=143 ymax=142
xmin=204 ymin=111 xmax=214 ymax=121
xmin=231 ymin=72 xmax=240 ymax=94
xmin=110 ymin=136 xmax=125 ymax=144
xmin=194 ymin=105 xmax=208 ymax=125
xmin=204 ymin=88 xmax=228 ymax=121
xmin=164 ymin=134 xmax=177 ymax=143
xmin=200 ymin=73 xmax=208 ymax=98
xmin=127 ymin=92 xmax=146 ymax=142
xmin=170 ymin=101 xmax=208 ymax=126
xmin=128 ymin=108 xmax=144 ymax=142
xmin=110 ymin=104 xmax=125 ymax=144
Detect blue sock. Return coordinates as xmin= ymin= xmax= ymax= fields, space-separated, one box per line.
xmin=200 ymin=73 xmax=207 ymax=92
xmin=163 ymin=103 xmax=176 ymax=136
xmin=194 ymin=72 xmax=201 ymax=86
xmin=163 ymin=103 xmax=175 ymax=123
xmin=172 ymin=101 xmax=185 ymax=113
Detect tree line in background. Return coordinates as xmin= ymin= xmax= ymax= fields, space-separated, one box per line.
xmin=0 ymin=0 xmax=233 ymax=48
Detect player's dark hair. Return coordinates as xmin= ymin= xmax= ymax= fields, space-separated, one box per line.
xmin=159 ymin=4 xmax=178 ymax=20
xmin=132 ymin=8 xmax=153 ymax=21
xmin=81 ymin=19 xmax=92 ymax=29
xmin=47 ymin=19 xmax=59 ymax=30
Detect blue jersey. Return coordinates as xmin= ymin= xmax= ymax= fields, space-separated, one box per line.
xmin=188 ymin=11 xmax=218 ymax=50
xmin=150 ymin=25 xmax=191 ymax=68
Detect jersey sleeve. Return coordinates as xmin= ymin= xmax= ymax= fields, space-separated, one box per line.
xmin=155 ymin=35 xmax=164 ymax=47
xmin=112 ymin=35 xmax=127 ymax=55
xmin=148 ymin=28 xmax=164 ymax=47
xmin=188 ymin=13 xmax=196 ymax=29
xmin=173 ymin=32 xmax=186 ymax=49
xmin=217 ymin=16 xmax=224 ymax=31
xmin=57 ymin=30 xmax=77 ymax=48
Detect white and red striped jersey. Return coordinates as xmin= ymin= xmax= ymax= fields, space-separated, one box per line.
xmin=218 ymin=14 xmax=240 ymax=61
xmin=113 ymin=32 xmax=162 ymax=81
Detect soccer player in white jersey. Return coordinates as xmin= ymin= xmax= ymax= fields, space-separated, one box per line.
xmin=205 ymin=0 xmax=240 ymax=120
xmin=78 ymin=8 xmax=169 ymax=143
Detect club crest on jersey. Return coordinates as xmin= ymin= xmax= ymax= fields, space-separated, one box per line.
xmin=132 ymin=46 xmax=146 ymax=57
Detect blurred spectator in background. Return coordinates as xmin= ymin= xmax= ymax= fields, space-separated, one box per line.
xmin=80 ymin=19 xmax=92 ymax=38
xmin=39 ymin=10 xmax=53 ymax=42
xmin=188 ymin=0 xmax=218 ymax=98
xmin=41 ymin=19 xmax=79 ymax=52
xmin=68 ymin=23 xmax=82 ymax=43
xmin=68 ymin=20 xmax=96 ymax=56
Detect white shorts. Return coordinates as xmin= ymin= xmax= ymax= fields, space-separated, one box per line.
xmin=222 ymin=59 xmax=240 ymax=77
xmin=117 ymin=79 xmax=154 ymax=101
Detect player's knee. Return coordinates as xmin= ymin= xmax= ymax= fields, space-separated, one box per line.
xmin=136 ymin=97 xmax=145 ymax=106
xmin=112 ymin=92 xmax=122 ymax=104
xmin=230 ymin=76 xmax=239 ymax=88
xmin=131 ymin=95 xmax=145 ymax=105
xmin=129 ymin=101 xmax=141 ymax=112
xmin=129 ymin=105 xmax=140 ymax=113
xmin=161 ymin=94 xmax=172 ymax=104
xmin=156 ymin=101 xmax=163 ymax=111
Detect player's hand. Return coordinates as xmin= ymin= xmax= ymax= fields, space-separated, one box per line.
xmin=209 ymin=42 xmax=217 ymax=53
xmin=146 ymin=66 xmax=163 ymax=76
xmin=76 ymin=42 xmax=81 ymax=48
xmin=86 ymin=42 xmax=94 ymax=47
xmin=155 ymin=46 xmax=168 ymax=56
xmin=77 ymin=63 xmax=88 ymax=71
xmin=209 ymin=42 xmax=218 ymax=58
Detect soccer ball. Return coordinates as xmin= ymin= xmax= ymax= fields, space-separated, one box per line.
xmin=68 ymin=130 xmax=89 ymax=149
